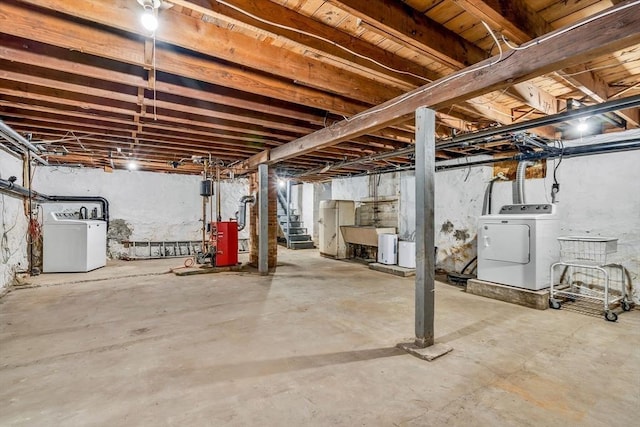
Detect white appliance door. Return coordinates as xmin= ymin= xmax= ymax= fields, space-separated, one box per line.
xmin=320 ymin=207 xmax=337 ymax=256
xmin=480 ymin=223 xmax=530 ymax=263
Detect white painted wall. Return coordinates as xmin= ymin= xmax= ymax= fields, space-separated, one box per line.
xmin=32 ymin=166 xmax=249 ymax=258
xmin=0 ymin=150 xmax=28 ymax=291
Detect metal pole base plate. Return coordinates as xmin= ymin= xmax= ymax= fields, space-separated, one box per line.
xmin=396 ymin=342 xmax=452 ymax=361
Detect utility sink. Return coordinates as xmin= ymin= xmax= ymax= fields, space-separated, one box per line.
xmin=339 ymin=226 xmax=396 ymax=247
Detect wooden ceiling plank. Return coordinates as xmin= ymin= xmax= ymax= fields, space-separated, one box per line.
xmin=325 ymin=0 xmax=488 ymax=68
xmin=240 ymin=3 xmax=640 ymax=168
xmin=17 ymin=0 xmax=403 ymax=106
xmin=451 ymin=0 xmax=549 ymax=45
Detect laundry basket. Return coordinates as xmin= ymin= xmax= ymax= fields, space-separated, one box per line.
xmin=557 ymin=236 xmax=617 ymax=265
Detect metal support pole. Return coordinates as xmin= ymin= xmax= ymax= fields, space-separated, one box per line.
xmin=258 ymin=164 xmax=269 ymax=275
xmin=286 ymin=179 xmax=291 ymax=249
xmin=415 ymin=107 xmax=436 ymax=348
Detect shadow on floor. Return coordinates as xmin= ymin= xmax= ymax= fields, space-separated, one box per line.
xmin=436 ymin=316 xmax=509 ymax=344
xmin=162 ymin=346 xmax=406 ymax=385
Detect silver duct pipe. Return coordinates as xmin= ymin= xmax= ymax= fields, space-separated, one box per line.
xmin=236 ymin=195 xmax=255 ymax=231
xmin=513 ymin=161 xmax=533 ymax=204
xmin=0 ymin=120 xmax=49 ymax=166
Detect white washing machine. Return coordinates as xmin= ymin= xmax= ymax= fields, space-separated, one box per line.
xmin=477 ymin=204 xmax=559 ymax=290
xmin=43 ymin=212 xmax=107 ymax=273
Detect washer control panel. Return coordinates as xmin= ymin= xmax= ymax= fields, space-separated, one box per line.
xmin=499 ymin=204 xmax=554 ymax=214
xmin=52 ymin=212 xmax=81 ymax=220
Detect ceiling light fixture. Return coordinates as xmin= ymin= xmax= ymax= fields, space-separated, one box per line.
xmin=127 ymin=160 xmax=139 ymax=171
xmin=576 ymin=118 xmax=589 ymax=133
xmin=138 ymin=0 xmax=161 ymax=32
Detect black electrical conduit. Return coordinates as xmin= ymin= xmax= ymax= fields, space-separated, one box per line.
xmin=0 ymin=178 xmax=110 ymax=228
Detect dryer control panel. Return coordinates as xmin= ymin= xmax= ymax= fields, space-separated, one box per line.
xmin=499 ymin=204 xmax=555 ymax=214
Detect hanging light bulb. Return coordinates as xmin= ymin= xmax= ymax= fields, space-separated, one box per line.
xmin=127 ymin=160 xmax=138 ymax=171
xmin=138 ymin=0 xmax=160 ymax=32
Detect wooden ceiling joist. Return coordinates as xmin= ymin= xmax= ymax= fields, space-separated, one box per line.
xmin=0 ymin=0 xmax=367 ymax=116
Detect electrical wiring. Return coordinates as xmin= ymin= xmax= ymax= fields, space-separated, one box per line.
xmin=553 ymin=138 xmax=564 ymax=186
xmin=213 ymin=0 xmax=433 ymax=83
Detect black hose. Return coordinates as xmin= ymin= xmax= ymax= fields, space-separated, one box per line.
xmin=461 ymin=256 xmax=477 ymax=275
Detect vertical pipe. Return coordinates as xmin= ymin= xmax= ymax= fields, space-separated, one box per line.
xmin=202 ymin=160 xmax=208 ymax=252
xmin=414 ymin=107 xmax=436 ymax=348
xmin=216 ymin=163 xmax=222 ymax=222
xmin=26 ymin=151 xmax=35 ymax=274
xmin=286 ymin=179 xmax=291 ymax=249
xmin=258 ymin=164 xmax=269 ymax=275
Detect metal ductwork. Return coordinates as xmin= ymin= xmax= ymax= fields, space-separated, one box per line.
xmin=0 ymin=119 xmax=49 ymax=166
xmin=236 ymin=195 xmax=255 ymax=231
xmin=0 ymin=178 xmax=110 ymax=228
xmin=513 ymin=161 xmax=533 ymax=204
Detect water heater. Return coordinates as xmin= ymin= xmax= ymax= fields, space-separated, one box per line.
xmin=210 ymin=221 xmax=238 ymax=267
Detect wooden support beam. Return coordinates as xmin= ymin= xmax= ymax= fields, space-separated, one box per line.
xmin=240 ymin=4 xmax=640 ymax=169
xmin=510 ymin=82 xmax=560 ymax=115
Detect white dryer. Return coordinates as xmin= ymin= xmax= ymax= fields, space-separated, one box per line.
xmin=477 ymin=204 xmax=559 ymax=290
xmin=43 ymin=212 xmax=107 ymax=273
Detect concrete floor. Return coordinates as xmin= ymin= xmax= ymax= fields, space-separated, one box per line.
xmin=1 ymin=249 xmax=638 ymax=426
